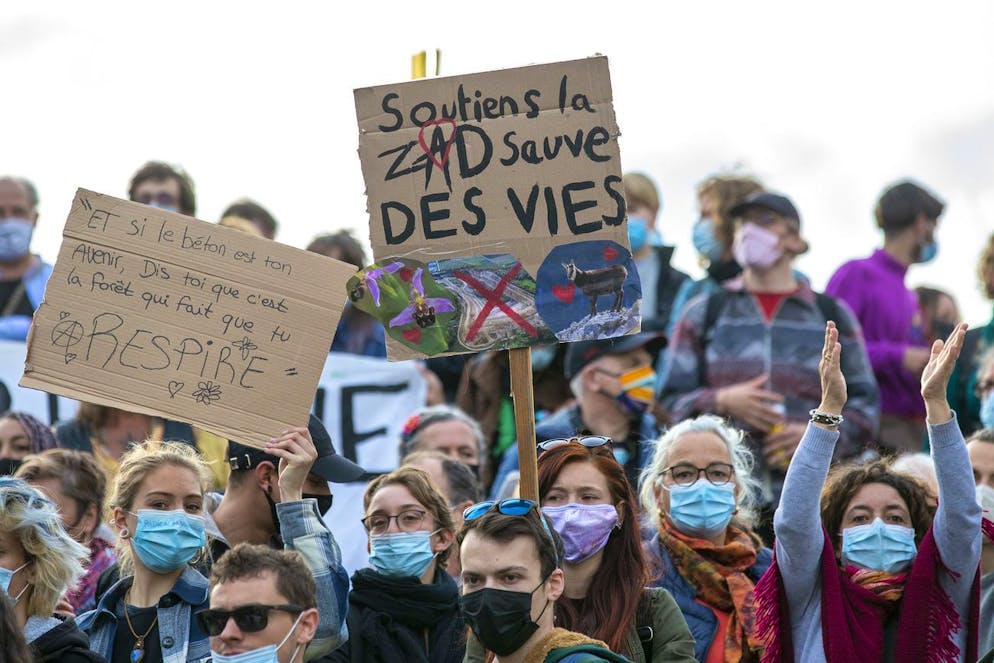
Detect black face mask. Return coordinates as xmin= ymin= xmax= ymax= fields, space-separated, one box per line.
xmin=303 ymin=492 xmax=333 ymax=516
xmin=459 ymin=581 xmax=550 ymax=656
xmin=0 ymin=458 xmax=22 ymax=476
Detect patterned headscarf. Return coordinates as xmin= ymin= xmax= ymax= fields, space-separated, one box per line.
xmin=3 ymin=412 xmax=57 ymax=453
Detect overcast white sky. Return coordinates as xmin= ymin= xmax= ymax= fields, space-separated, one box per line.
xmin=4 ymin=0 xmax=994 ymax=323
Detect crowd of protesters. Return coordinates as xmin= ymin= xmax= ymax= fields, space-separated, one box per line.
xmin=0 ymin=161 xmax=992 ymax=662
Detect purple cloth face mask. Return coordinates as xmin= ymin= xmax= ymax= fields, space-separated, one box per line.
xmin=541 ymin=503 xmax=619 ymax=564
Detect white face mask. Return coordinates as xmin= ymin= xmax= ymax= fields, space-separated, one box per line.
xmin=211 ymin=612 xmax=304 ymax=663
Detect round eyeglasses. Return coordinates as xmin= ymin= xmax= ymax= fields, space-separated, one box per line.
xmin=662 ymin=462 xmax=734 ymax=487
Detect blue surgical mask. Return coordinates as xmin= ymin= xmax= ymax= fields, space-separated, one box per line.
xmin=0 ymin=218 xmax=34 ymax=261
xmin=628 ymin=216 xmax=649 ymax=252
xmin=211 ymin=613 xmax=303 ymax=663
xmin=692 ymin=217 xmax=724 ymax=264
xmin=130 ymin=509 xmax=206 ymax=574
xmin=917 ymin=240 xmax=938 ymax=264
xmin=149 ymin=201 xmax=179 ymax=213
xmin=667 ymin=482 xmax=736 ymax=539
xmin=0 ymin=562 xmax=29 ymax=601
xmin=841 ymin=518 xmax=917 ymax=573
xmin=531 ymin=346 xmax=557 ymax=372
xmin=369 ymin=530 xmax=437 ymax=578
xmin=980 ymin=392 xmax=994 ymax=429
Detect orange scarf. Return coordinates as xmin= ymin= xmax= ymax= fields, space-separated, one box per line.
xmin=659 ymin=520 xmax=762 ymax=663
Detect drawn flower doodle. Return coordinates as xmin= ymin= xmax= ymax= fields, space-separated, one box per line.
xmin=231 ymin=336 xmax=258 ymax=361
xmin=192 ymin=381 xmax=222 ymax=405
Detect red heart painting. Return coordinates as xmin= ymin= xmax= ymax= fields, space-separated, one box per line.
xmin=402 ymin=327 xmax=422 ymax=344
xmin=552 ymin=284 xmax=576 ymax=304
xmin=603 ymin=246 xmax=619 ymax=261
xmin=417 ymin=118 xmax=458 ymax=170
xmin=398 ymin=267 xmax=414 ymax=282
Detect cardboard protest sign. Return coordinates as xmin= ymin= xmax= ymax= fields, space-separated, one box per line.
xmin=354 ymin=56 xmax=641 ymax=360
xmin=20 ymin=190 xmax=354 ymax=448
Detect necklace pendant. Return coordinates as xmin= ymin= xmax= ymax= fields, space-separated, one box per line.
xmin=130 ymin=640 xmax=144 ymax=663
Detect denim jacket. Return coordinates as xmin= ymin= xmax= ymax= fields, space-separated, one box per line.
xmin=646 ymin=536 xmax=772 ymax=662
xmin=202 ymin=496 xmax=349 ymax=658
xmin=78 ymin=565 xmax=211 ymax=663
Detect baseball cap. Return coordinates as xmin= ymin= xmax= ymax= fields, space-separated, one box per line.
xmin=729 ymin=192 xmax=801 ymax=226
xmin=227 ymin=414 xmax=366 ymax=483
xmin=564 ymin=332 xmax=667 ymax=380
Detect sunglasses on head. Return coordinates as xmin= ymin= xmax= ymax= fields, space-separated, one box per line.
xmin=463 ymin=499 xmax=560 ymax=563
xmin=196 ymin=604 xmax=302 ymax=636
xmin=537 ymin=435 xmax=612 ymax=453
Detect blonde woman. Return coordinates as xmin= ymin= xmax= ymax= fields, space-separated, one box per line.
xmin=0 ymin=476 xmax=98 ymax=662
xmin=78 ymin=441 xmax=213 ymax=663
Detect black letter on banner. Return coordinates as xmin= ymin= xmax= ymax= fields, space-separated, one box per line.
xmin=381 ymin=202 xmax=415 ymax=245
xmin=562 ymin=181 xmax=602 ymax=235
xmin=602 ymin=175 xmax=626 ymax=226
xmin=339 ymin=383 xmax=410 ymax=462
xmin=455 ymin=125 xmax=493 ymax=178
xmin=462 ymin=188 xmax=486 ymax=235
xmin=421 ymin=193 xmax=455 ymax=240
xmin=508 ymin=185 xmax=540 ymax=233
xmin=378 ymin=93 xmax=403 ymax=132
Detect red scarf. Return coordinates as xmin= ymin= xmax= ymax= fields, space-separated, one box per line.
xmin=754 ymin=525 xmax=979 ymax=663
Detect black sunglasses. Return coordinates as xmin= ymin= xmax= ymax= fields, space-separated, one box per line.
xmin=196 ymin=604 xmax=302 ymax=636
xmin=537 ymin=435 xmax=612 ymax=453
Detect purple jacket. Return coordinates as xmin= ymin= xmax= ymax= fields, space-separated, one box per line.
xmin=825 ymin=249 xmax=927 ymax=419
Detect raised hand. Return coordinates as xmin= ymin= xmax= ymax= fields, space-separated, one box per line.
xmin=817 ymin=321 xmax=847 ymax=416
xmin=920 ymin=322 xmax=967 ymax=424
xmin=265 ymin=426 xmax=318 ymax=503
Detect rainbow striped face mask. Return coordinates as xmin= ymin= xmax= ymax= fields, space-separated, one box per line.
xmin=615 ymin=365 xmax=657 ymax=417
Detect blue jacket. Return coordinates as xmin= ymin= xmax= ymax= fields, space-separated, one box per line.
xmin=646 ymin=536 xmax=772 ymax=662
xmin=489 ymin=405 xmax=659 ymax=499
xmin=0 ymin=257 xmax=52 ymax=340
xmin=78 ymin=565 xmax=211 ymax=663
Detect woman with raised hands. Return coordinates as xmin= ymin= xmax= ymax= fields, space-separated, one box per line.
xmin=755 ymin=321 xmax=982 ymax=662
xmin=639 ymin=416 xmax=771 ymax=663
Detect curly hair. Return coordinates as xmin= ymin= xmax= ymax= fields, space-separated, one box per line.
xmin=0 ymin=477 xmax=88 ymax=617
xmin=210 ymin=543 xmax=316 ymax=609
xmin=978 ymin=233 xmax=994 ymax=300
xmin=108 ymin=440 xmax=212 ymax=574
xmin=820 ymin=460 xmax=935 ymax=553
xmin=696 ymin=173 xmax=764 ymax=252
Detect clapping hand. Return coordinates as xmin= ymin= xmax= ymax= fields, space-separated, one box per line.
xmin=920 ymin=322 xmax=967 ymax=424
xmin=816 ymin=321 xmax=847 ymax=419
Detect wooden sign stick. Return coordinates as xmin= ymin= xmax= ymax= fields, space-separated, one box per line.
xmin=509 ymin=346 xmax=539 ymax=501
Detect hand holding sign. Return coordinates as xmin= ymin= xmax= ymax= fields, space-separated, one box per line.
xmin=21 ymin=190 xmax=356 ymax=448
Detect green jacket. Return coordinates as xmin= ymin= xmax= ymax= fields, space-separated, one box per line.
xmin=545 ymin=643 xmax=633 ymax=662
xmin=464 ymin=588 xmax=695 ymax=663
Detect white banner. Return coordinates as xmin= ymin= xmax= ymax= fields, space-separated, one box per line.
xmin=313 ymin=352 xmax=427 ymax=573
xmin=0 ymin=340 xmax=78 ymax=423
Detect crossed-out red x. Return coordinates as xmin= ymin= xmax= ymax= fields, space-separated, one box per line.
xmin=454 ymin=263 xmax=538 ymax=341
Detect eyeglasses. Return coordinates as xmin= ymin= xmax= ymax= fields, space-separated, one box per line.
xmin=196 ymin=604 xmax=302 ymax=636
xmin=537 ymin=435 xmax=612 ymax=453
xmin=463 ymin=499 xmax=559 ymax=562
xmin=361 ymin=509 xmax=427 ymax=535
xmin=662 ymin=462 xmax=734 ymax=487
xmin=136 ymin=192 xmax=178 ymax=206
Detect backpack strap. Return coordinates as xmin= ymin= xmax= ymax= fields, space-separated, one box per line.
xmin=635 ymin=588 xmax=654 ymax=662
xmin=697 ymin=289 xmax=731 ymax=387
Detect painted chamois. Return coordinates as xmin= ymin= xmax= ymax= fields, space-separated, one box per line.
xmin=563 ymin=260 xmax=628 ymax=318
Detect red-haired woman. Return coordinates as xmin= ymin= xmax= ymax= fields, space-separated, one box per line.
xmin=467 ymin=437 xmax=696 ymax=662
